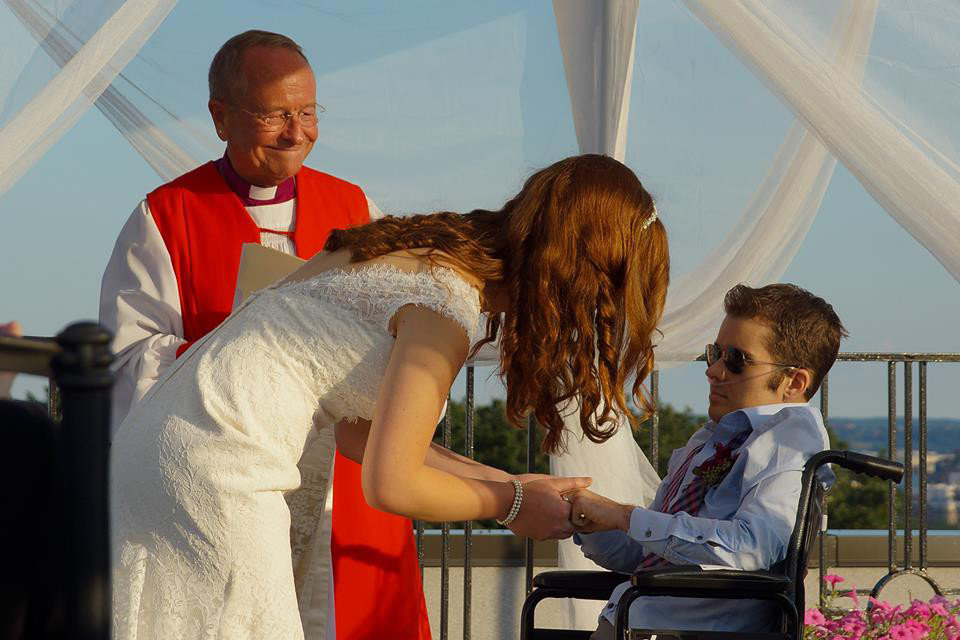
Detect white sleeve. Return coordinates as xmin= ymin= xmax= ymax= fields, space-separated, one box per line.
xmin=99 ymin=200 xmax=185 ymax=433
xmin=365 ymin=195 xmax=385 ymax=221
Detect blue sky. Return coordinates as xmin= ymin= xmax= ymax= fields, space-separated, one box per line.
xmin=1 ymin=1 xmax=958 ymax=418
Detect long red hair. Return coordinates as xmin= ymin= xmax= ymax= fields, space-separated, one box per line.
xmin=325 ymin=154 xmax=669 ymax=453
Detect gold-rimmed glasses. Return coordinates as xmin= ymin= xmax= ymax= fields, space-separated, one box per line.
xmin=231 ymin=103 xmax=324 ymax=131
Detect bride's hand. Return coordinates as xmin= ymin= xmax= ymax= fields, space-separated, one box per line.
xmin=506 ymin=476 xmax=591 ymax=541
xmin=513 ymin=472 xmax=554 ymax=485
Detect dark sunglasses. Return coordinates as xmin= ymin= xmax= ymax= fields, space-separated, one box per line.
xmin=704 ymin=343 xmax=799 ymax=375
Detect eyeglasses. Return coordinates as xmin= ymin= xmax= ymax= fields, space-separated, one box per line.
xmin=231 ymin=103 xmax=324 ymax=131
xmin=704 ymin=343 xmax=800 ymax=375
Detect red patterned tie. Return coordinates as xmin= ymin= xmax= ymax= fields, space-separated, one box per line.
xmin=638 ymin=427 xmax=753 ymax=569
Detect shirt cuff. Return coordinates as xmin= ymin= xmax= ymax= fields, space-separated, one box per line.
xmin=627 ymin=507 xmax=720 ymax=547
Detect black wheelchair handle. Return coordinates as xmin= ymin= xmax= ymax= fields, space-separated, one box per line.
xmin=808 ymin=450 xmax=904 ymax=483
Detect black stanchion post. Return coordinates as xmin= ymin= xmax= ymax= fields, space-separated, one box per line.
xmin=51 ymin=322 xmax=113 ymax=640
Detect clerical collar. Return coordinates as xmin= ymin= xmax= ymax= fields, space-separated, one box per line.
xmin=216 ymin=155 xmax=297 ymax=206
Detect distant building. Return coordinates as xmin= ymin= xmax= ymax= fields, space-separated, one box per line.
xmin=928 ymin=483 xmax=959 ymax=526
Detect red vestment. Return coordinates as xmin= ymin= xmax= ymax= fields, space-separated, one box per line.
xmin=147 ymin=161 xmax=431 ymax=639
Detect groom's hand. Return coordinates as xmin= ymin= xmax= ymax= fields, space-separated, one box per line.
xmin=506 ymin=476 xmax=592 ymax=541
xmin=566 ymin=489 xmax=634 ymax=533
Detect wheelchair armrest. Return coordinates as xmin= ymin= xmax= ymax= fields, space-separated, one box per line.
xmin=532 ymin=570 xmax=631 ymax=597
xmin=631 ymin=565 xmax=791 ymax=596
xmin=808 ymin=450 xmax=904 ymax=483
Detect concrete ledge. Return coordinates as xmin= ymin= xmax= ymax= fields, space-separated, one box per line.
xmin=419 ymin=530 xmax=960 ymax=568
xmin=826 ymin=533 xmax=960 ymax=567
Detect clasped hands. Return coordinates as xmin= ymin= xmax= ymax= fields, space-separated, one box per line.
xmin=504 ymin=473 xmax=634 ymax=540
xmin=562 ymin=488 xmax=634 ymax=533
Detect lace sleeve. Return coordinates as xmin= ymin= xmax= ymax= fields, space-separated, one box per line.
xmin=300 ymin=263 xmax=484 ymax=347
xmin=379 ymin=265 xmax=484 ymax=345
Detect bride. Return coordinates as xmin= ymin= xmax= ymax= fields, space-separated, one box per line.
xmin=110 ymin=153 xmax=669 ymax=639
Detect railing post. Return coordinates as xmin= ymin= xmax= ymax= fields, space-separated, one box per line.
xmin=887 ymin=362 xmax=897 ymax=575
xmin=819 ymin=373 xmax=829 ymax=606
xmin=903 ymin=362 xmax=913 ymax=570
xmin=51 ymin=322 xmax=114 ymax=640
xmin=525 ymin=415 xmax=536 ymax=595
xmin=440 ymin=401 xmax=451 ymax=640
xmin=919 ymin=361 xmax=928 ymax=569
xmin=463 ymin=366 xmax=475 ymax=640
xmin=650 ymin=370 xmax=660 ymax=475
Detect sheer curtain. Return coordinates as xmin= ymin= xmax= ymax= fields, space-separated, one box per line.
xmin=0 ymin=0 xmax=178 ymax=196
xmin=684 ymin=0 xmax=960 ymax=286
xmin=550 ymin=0 xmax=660 ymax=630
xmin=658 ymin=0 xmax=878 ymax=361
xmin=548 ymin=0 xmax=878 ymax=629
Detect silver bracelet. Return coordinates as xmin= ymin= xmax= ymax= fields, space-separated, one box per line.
xmin=496 ymin=479 xmax=523 ymax=526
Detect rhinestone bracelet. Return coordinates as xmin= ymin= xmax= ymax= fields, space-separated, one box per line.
xmin=496 ymin=479 xmax=523 ymax=526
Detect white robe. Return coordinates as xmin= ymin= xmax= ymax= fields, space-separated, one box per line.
xmin=99 ymin=191 xmax=382 ymax=432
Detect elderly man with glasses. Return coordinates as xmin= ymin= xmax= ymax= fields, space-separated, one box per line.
xmin=565 ymin=283 xmax=845 ymax=639
xmin=100 ymin=30 xmax=430 ymax=639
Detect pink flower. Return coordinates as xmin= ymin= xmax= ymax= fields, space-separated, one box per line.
xmin=823 ymin=574 xmax=845 ymax=586
xmin=932 ymin=603 xmax=951 ymax=616
xmin=805 ymin=608 xmax=827 ymax=626
xmin=887 ymin=623 xmax=918 ymax=640
xmin=845 ymin=588 xmax=861 ymax=607
xmin=841 ymin=617 xmax=866 ymax=634
xmin=906 ymin=619 xmax=930 ymax=635
xmin=907 ymin=601 xmax=931 ymax=618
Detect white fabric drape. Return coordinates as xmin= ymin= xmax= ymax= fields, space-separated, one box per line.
xmin=554 ymin=0 xmax=639 ymax=160
xmin=0 ymin=0 xmax=178 ymax=197
xmin=549 ymin=0 xmax=877 ymax=629
xmin=683 ymin=0 xmax=960 ymax=287
xmin=657 ymin=0 xmax=878 ymax=361
xmin=551 ymin=0 xmax=659 ymax=631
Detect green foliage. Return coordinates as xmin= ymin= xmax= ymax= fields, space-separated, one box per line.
xmin=438 ymin=398 xmax=550 ymax=476
xmin=824 ymin=424 xmax=898 ymax=529
xmin=824 ymin=469 xmax=894 ymax=529
xmin=634 ymin=404 xmax=704 ymax=476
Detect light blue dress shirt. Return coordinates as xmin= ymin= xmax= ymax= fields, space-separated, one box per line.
xmin=575 ymin=403 xmax=833 ymax=633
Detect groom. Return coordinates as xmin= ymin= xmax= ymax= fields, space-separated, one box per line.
xmin=568 ymin=283 xmax=845 ymax=637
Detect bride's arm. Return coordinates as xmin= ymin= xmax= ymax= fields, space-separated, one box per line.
xmin=354 ymin=304 xmax=587 ymax=539
xmin=336 ymin=419 xmax=512 ymax=482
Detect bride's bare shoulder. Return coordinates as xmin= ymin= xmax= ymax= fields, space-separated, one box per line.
xmin=366 ymin=249 xmax=484 ymax=289
xmin=284 ymin=247 xmax=483 ymax=290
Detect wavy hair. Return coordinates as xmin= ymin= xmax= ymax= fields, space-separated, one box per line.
xmin=325 ymin=154 xmax=669 ymax=453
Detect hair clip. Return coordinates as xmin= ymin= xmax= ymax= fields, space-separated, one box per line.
xmin=641 ymin=204 xmax=658 ymax=231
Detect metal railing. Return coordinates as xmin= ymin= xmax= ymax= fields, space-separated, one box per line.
xmin=823 ymin=354 xmax=960 ymax=605
xmin=0 ymin=325 xmax=113 ymax=640
xmin=416 ymin=352 xmax=960 ymax=638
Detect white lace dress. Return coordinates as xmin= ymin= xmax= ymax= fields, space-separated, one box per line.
xmin=110 ymin=264 xmax=483 ymax=640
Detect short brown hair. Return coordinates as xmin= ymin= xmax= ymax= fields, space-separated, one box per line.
xmin=724 ymin=283 xmax=847 ymax=400
xmin=208 ymin=30 xmax=308 ymax=102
